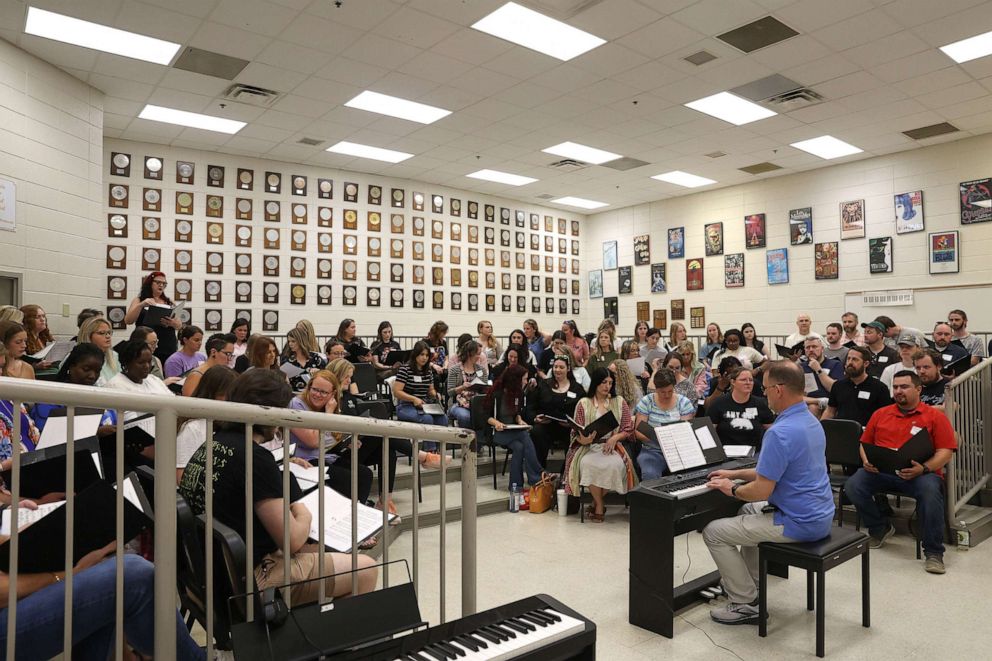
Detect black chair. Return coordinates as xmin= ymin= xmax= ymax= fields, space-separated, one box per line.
xmin=821 ymin=419 xmax=862 ymax=526
xmin=195 ymin=514 xmax=249 ymax=649
xmin=351 ymin=363 xmax=379 ymax=396
xmin=470 ymin=395 xmax=509 ymax=490
xmin=176 ymin=495 xmax=210 ymax=637
xmin=759 ymin=527 xmax=870 ymax=658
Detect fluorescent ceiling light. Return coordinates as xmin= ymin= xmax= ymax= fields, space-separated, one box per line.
xmin=138 ymin=104 xmax=245 ymax=134
xmin=24 ymin=6 xmax=180 ymax=65
xmin=326 ymin=141 xmax=413 ymax=163
xmin=940 ymin=29 xmax=992 ymax=63
xmin=789 ymin=135 xmax=863 ymax=160
xmin=471 ymin=2 xmax=605 ymax=61
xmin=466 ymin=169 xmax=538 ymax=186
xmin=345 ymin=90 xmax=451 ymax=124
xmin=651 ymin=171 xmax=717 ymax=188
xmin=542 ymin=142 xmax=621 ymax=165
xmin=551 ymin=196 xmax=608 ymax=210
xmin=684 ymin=91 xmax=777 ymax=126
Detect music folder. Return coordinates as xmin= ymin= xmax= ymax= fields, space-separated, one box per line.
xmin=566 ymin=410 xmax=619 ymax=441
xmin=382 ymin=349 xmax=411 ymax=366
xmin=2 ymin=438 xmax=103 ymax=499
xmin=300 ymin=486 xmax=396 ymax=552
xmin=23 ymin=340 xmax=75 ymax=366
xmin=140 ymin=301 xmax=184 ymax=327
xmin=942 ymin=354 xmax=971 ymax=377
xmin=775 ymin=341 xmax=805 ymax=358
xmin=0 ymin=479 xmax=152 ymax=573
xmin=862 ymin=429 xmax=934 ymax=473
xmin=466 ymin=377 xmax=492 ymax=393
xmin=346 ymin=343 xmax=371 ymax=362
xmin=419 ymin=400 xmax=445 ymax=416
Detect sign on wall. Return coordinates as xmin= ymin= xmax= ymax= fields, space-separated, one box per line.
xmin=0 ymin=178 xmax=15 ymax=232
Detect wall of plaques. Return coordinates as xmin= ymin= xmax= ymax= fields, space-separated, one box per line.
xmin=103 ymin=139 xmax=583 ymax=336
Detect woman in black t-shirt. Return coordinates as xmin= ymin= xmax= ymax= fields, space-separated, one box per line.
xmin=524 ymin=356 xmax=585 ymax=467
xmin=123 ymin=271 xmax=180 ymax=363
xmin=369 ymin=321 xmax=402 ymax=380
xmin=706 ymin=367 xmax=775 ymax=449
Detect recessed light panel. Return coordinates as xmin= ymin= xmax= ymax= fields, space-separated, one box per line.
xmin=344 ymin=91 xmax=451 ymax=124
xmin=466 ymin=169 xmax=538 ymax=186
xmin=138 ymin=105 xmax=245 ymax=134
xmin=542 ymin=142 xmax=621 ymax=165
xmin=24 ymin=6 xmax=181 ymax=65
xmin=471 ymin=2 xmax=606 ymax=61
xmin=326 ymin=141 xmax=413 ymax=163
xmin=685 ymin=91 xmax=777 ymax=126
xmin=651 ymin=171 xmax=716 ymax=188
xmin=790 ymin=135 xmax=862 ymax=160
xmin=940 ymin=29 xmax=992 ymax=63
xmin=551 ymin=196 xmax=608 ymax=209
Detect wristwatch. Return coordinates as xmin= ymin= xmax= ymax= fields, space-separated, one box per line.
xmin=921 ymin=464 xmax=931 ymax=475
xmin=731 ymin=483 xmax=741 ymax=498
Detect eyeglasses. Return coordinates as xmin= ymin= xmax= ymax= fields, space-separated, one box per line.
xmin=93 ymin=330 xmax=113 ymax=337
xmin=310 ymin=387 xmax=333 ymax=398
xmin=219 ymin=350 xmax=234 ymax=358
xmin=152 ymin=280 xmax=168 ymax=286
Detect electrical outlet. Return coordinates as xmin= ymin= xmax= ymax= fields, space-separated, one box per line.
xmin=61 ymin=303 xmax=70 ymax=317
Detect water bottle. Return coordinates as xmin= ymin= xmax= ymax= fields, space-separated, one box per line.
xmin=509 ymin=483 xmax=520 ymax=512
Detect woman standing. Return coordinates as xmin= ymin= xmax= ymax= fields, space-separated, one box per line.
xmin=631 ymin=321 xmax=650 ymax=353
xmin=525 ymin=356 xmax=585 ymax=467
xmin=229 ymin=318 xmax=250 ymax=368
xmin=741 ymin=322 xmax=770 ymax=360
xmin=700 ymin=323 xmax=724 ymax=364
xmin=164 ymin=326 xmax=205 ymax=379
xmin=424 ymin=322 xmax=449 ymax=387
xmin=123 ymin=272 xmax=181 ymax=364
xmin=281 ymin=327 xmax=328 ymax=391
xmin=485 ymin=364 xmax=547 ymax=490
xmin=0 ymin=321 xmax=35 ymax=381
xmin=477 ymin=320 xmax=501 ymax=367
xmin=633 ymin=368 xmax=695 ymax=480
xmin=20 ymin=305 xmax=55 ymax=372
xmin=562 ymin=368 xmax=637 ymax=522
xmin=446 ymin=340 xmax=488 ymax=429
xmin=393 ymin=340 xmax=448 ymax=458
xmin=523 ymin=319 xmax=549 ymax=365
xmin=370 ymin=321 xmax=401 ymax=379
xmin=665 ymin=322 xmax=688 ymax=354
xmin=561 ymin=320 xmax=589 ymax=367
xmin=77 ymin=317 xmax=119 ymax=385
xmin=588 ymin=331 xmax=620 ymax=372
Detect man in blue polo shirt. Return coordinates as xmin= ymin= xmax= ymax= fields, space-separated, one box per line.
xmin=703 ymin=360 xmax=835 ymax=625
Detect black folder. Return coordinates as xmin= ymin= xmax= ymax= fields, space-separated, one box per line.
xmin=861 ymin=429 xmax=934 ymax=473
xmin=139 ymin=303 xmax=182 ymax=327
xmin=942 ymin=354 xmax=971 ymax=377
xmin=0 ymin=479 xmax=152 ymax=573
xmin=2 ymin=438 xmax=103 ymax=499
xmin=775 ymin=341 xmax=806 ymax=358
xmin=566 ymin=410 xmax=619 ymax=441
xmin=383 ymin=349 xmax=411 ymax=366
xmin=842 ymin=340 xmax=859 ymax=349
xmin=346 ymin=343 xmax=371 ymax=360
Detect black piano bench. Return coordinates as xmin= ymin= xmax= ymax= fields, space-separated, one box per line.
xmin=758 ymin=527 xmax=870 ymax=658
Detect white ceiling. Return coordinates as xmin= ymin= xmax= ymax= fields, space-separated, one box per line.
xmin=6 ymin=0 xmax=992 ymax=212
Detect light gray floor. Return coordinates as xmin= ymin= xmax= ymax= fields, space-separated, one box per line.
xmin=389 ymin=507 xmax=992 ymax=659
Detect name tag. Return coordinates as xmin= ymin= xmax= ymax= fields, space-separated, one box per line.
xmin=745 ymin=407 xmax=757 ymax=416
xmin=858 ymin=390 xmax=872 ymax=400
xmin=910 ymin=425 xmax=922 ymax=436
xmin=942 ymin=354 xmax=953 ymax=362
xmin=877 ymin=356 xmax=889 ymax=363
xmin=566 ymin=391 xmax=577 ymax=399
xmin=413 ymin=375 xmax=422 ymax=383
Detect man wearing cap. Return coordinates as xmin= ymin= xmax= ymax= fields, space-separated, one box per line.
xmin=879 ymin=332 xmax=923 ymax=393
xmin=862 ymin=320 xmax=900 ymax=379
xmin=841 ymin=312 xmax=865 ymax=346
xmin=875 ymin=315 xmax=927 ymax=351
xmin=947 ymin=309 xmax=986 ymax=366
xmin=914 ymin=349 xmax=950 ymax=410
xmin=784 ymin=312 xmax=814 ymax=349
xmin=800 ymin=334 xmax=843 ymax=418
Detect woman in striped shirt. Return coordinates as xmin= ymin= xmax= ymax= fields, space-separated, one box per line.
xmin=392 ymin=340 xmax=449 ymax=454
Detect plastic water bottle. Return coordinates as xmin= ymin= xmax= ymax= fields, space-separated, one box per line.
xmin=509 ymin=483 xmax=520 ymax=512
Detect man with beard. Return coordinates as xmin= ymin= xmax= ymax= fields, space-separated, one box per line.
xmin=930 ymin=322 xmax=969 ymax=372
xmin=821 ymin=346 xmax=892 ymax=426
xmin=861 ymin=320 xmax=899 ymax=379
xmin=914 ymin=349 xmax=949 ymax=410
xmin=846 ymin=371 xmax=956 ymax=574
xmin=947 ymin=309 xmax=986 ymax=366
xmin=801 ymin=335 xmax=844 ymax=418
xmin=823 ymin=323 xmax=850 ymax=363
xmin=841 ymin=312 xmax=865 ymax=347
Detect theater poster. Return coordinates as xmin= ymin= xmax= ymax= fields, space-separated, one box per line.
xmin=650 ymin=263 xmax=667 ymax=293
xmin=929 ymin=231 xmax=959 ymax=274
xmin=814 ymin=241 xmax=839 ymax=280
xmin=840 ymin=199 xmax=865 ymax=239
xmin=686 ymin=258 xmax=704 ymax=290
xmin=724 ymin=253 xmax=744 ymax=288
xmin=959 ymin=178 xmax=992 ymax=224
xmin=894 ymin=190 xmax=924 ymax=234
xmin=704 ymin=222 xmax=723 ymax=256
xmin=618 ymin=265 xmax=632 ymax=294
xmin=668 ymin=227 xmax=684 ymax=258
xmin=766 ymin=248 xmax=789 ymax=284
xmin=744 ymin=214 xmax=765 ymax=248
xmin=868 ymin=236 xmax=893 ymax=274
xmin=789 ymin=207 xmax=813 ymax=244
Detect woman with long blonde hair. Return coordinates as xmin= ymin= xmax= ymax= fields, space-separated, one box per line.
xmin=677 ymin=340 xmax=710 ymax=396
xmin=476 ymin=320 xmax=501 ymax=367
xmin=665 ymin=322 xmax=687 ymax=353
xmin=77 ymin=316 xmax=119 ymax=384
xmin=609 ymin=358 xmax=642 ymax=408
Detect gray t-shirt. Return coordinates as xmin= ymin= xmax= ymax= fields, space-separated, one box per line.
xmin=958 ymin=333 xmax=986 ymax=359
xmin=823 ymin=345 xmax=849 ymax=363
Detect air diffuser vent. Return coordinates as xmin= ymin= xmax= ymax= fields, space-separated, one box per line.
xmin=297 ymin=137 xmax=324 ymax=146
xmin=547 ymin=158 xmax=588 ymax=172
xmin=705 ymin=151 xmax=727 ymax=159
xmin=739 ymin=162 xmax=783 ymax=175
xmin=223 ymin=83 xmax=282 ymax=107
xmin=684 ymin=50 xmax=717 ymax=66
xmin=600 ymin=157 xmax=649 ymax=171
xmin=764 ymin=87 xmax=823 ymax=111
xmin=717 ymin=16 xmax=798 ymax=53
xmin=535 ymin=193 xmax=555 ymax=200
xmin=903 ymin=122 xmax=959 ymax=140
xmin=172 ymin=47 xmax=249 ymax=80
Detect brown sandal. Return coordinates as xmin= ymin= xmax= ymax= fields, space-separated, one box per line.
xmin=588 ymin=510 xmax=605 ymax=523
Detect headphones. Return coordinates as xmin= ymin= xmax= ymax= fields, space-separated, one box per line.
xmin=259 ymin=587 xmax=288 ymax=629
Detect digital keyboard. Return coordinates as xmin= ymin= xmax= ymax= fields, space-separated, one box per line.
xmin=329 ymin=594 xmax=595 ymax=661
xmin=645 ymin=458 xmax=757 ymax=500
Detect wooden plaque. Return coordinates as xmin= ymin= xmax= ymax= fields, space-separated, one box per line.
xmin=205 ymin=195 xmax=223 ymax=218
xmin=109 ymin=152 xmax=131 ymax=177
xmin=106 ymin=245 xmax=126 ymax=269
xmin=107 ymin=214 xmax=128 ymax=238
xmin=291 ymin=175 xmax=307 ymax=196
xmin=176 ymin=161 xmax=194 ymax=185
xmin=207 ymin=165 xmax=224 ymax=188
xmin=264 ymin=171 xmax=281 ymax=193
xmin=237 ymin=168 xmax=253 ymax=190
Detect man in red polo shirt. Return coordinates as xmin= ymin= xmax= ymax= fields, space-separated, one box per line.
xmin=846 ymin=370 xmax=956 ymax=574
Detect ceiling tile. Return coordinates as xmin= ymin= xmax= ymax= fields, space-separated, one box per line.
xmin=398 ymin=50 xmax=475 ymax=86
xmin=371 ymin=6 xmax=461 ymax=50
xmin=158 ymin=68 xmax=231 ymax=97
xmin=270 ymin=93 xmax=328 ymax=118
xmin=429 ymin=28 xmax=514 ymax=66
xmin=896 ymin=67 xmax=972 ymax=97
xmin=571 ymin=0 xmax=664 ymax=39
xmin=869 ymin=50 xmax=954 ymax=84
xmin=313 ymin=57 xmax=389 ymax=87
xmin=612 ymin=60 xmax=687 ymax=92
xmin=255 ymin=40 xmax=333 ymax=75
xmin=882 ymin=0 xmax=989 ymax=29
xmin=449 ymin=66 xmax=520 ymax=96
xmin=813 ymin=9 xmax=903 ymax=51
xmin=116 ymin=1 xmax=202 ymax=43
xmin=341 ymin=34 xmax=423 ymax=70
xmin=774 ymin=0 xmax=875 ymax=33
xmin=669 ymin=0 xmax=770 ymax=37
xmin=278 ymin=12 xmax=361 ymax=55
xmin=291 ymin=76 xmax=360 ymax=104
xmin=209 ymin=0 xmax=297 ymax=36
xmin=619 ymin=18 xmax=708 ymax=59
xmin=915 ymin=81 xmax=988 ymax=110
xmin=236 ymin=62 xmax=308 ymax=94
xmin=189 ymin=21 xmax=273 ymax=61
xmin=255 ymin=108 xmax=314 ymax=131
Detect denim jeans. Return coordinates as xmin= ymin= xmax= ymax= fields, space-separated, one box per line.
xmin=638 ymin=445 xmax=668 ymax=481
xmin=448 ymin=404 xmax=472 ymax=429
xmin=493 ymin=429 xmax=544 ymax=487
xmin=0 ymin=554 xmax=204 ymax=661
xmin=396 ymin=402 xmax=449 ymax=452
xmin=845 ymin=469 xmax=947 ymax=555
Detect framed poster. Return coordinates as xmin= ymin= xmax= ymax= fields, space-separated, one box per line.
xmin=766 ymin=248 xmax=789 ymax=284
xmin=633 ymin=234 xmax=651 ymax=265
xmin=745 ymin=214 xmax=766 ymax=248
xmin=869 ymin=236 xmax=893 ymax=274
xmin=603 ymin=240 xmax=618 ymax=270
xmin=650 ymin=263 xmax=666 ymax=293
xmin=840 ymin=199 xmax=865 ymax=239
xmin=894 ymin=191 xmax=924 ymax=234
xmin=929 ymin=230 xmax=959 ymax=274
xmin=959 ymin=178 xmax=992 ymax=224
xmin=704 ymin=222 xmax=723 ymax=256
xmin=686 ymin=258 xmax=704 ymax=291
xmin=618 ymin=265 xmax=632 ymax=294
xmin=724 ymin=253 xmax=744 ymax=288
xmin=588 ymin=269 xmax=603 ymax=299
xmin=671 ymin=299 xmax=685 ymax=320
xmin=690 ymin=306 xmax=705 ymax=329
xmin=667 ymin=227 xmax=684 ymax=258
xmin=603 ymin=297 xmax=618 ymax=324
xmin=814 ymin=241 xmax=839 ymax=280
xmin=789 ymin=207 xmax=813 ymax=244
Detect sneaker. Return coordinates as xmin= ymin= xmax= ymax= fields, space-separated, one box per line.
xmin=710 ymin=601 xmax=761 ymax=625
xmin=419 ymin=452 xmax=451 ymax=469
xmin=868 ymin=524 xmax=896 ymax=549
xmin=924 ymin=554 xmax=946 ymax=574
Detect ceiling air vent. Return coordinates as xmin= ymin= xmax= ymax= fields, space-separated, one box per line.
xmin=739 ymin=162 xmax=783 ymax=175
xmin=684 ymin=50 xmax=717 ymax=66
xmin=173 ymin=47 xmax=249 ymax=80
xmin=717 ymin=16 xmax=798 ymax=53
xmin=223 ymin=83 xmax=282 ymax=108
xmin=903 ymin=122 xmax=959 ymax=140
xmin=601 ymin=157 xmax=649 ymax=171
xmin=535 ymin=193 xmax=555 ymax=200
xmin=297 ymin=137 xmax=324 ymax=146
xmin=705 ymin=151 xmax=727 ymax=159
xmin=732 ymin=75 xmax=823 ymax=113
xmin=548 ymin=158 xmax=588 ymax=172
xmin=764 ymin=87 xmax=823 ymax=112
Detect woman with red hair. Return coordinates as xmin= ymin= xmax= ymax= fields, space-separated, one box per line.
xmin=124 ymin=271 xmax=181 ymax=364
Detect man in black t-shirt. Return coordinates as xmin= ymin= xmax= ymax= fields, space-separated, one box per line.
xmin=706 ymin=367 xmax=775 ymax=448
xmin=822 ymin=346 xmax=892 ymax=427
xmin=914 ymin=348 xmax=949 ymax=409
xmin=862 ymin=321 xmax=900 ymax=379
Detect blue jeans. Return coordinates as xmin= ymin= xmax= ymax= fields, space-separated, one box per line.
xmin=493 ymin=429 xmax=544 ymax=487
xmin=845 ymin=469 xmax=946 ymax=555
xmin=448 ymin=405 xmax=472 ymax=429
xmin=0 ymin=554 xmax=203 ymax=661
xmin=638 ymin=445 xmax=668 ymax=480
xmin=396 ymin=402 xmax=449 ymax=452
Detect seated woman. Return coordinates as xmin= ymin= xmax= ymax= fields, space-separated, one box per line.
xmin=477 ymin=320 xmax=502 ymax=367
xmin=652 ymin=352 xmax=699 ymax=401
xmin=0 ymin=321 xmax=35 ymax=381
xmin=489 ymin=344 xmax=536 ymax=387
xmin=631 ymin=321 xmax=650 ymax=353
xmin=289 ymin=370 xmax=373 ymax=504
xmin=332 ymin=318 xmax=372 ymax=364
xmin=446 ymin=340 xmax=489 ymax=429
xmin=369 ymin=321 xmax=401 ymax=380
xmin=677 ymin=340 xmax=711 ymax=397
xmin=608 ymin=358 xmax=642 ymax=410
xmin=563 ymin=368 xmax=637 ymax=522
xmin=703 ymin=355 xmax=743 ymax=412
xmin=485 ymin=364 xmax=548 ymax=490
xmin=182 ymin=333 xmax=235 ymax=396
xmin=664 ymin=322 xmax=688 ymax=354
xmin=536 ymin=331 xmax=571 ymax=379
xmin=180 ymin=369 xmax=377 ymax=607
xmin=700 ymin=323 xmax=724 ymax=364
xmin=233 ymin=333 xmax=260 ymax=373
xmin=709 ymin=328 xmax=766 ymax=371
xmin=176 ymin=365 xmax=238 ymax=483
xmin=29 ymin=343 xmax=112 ymax=434
xmin=587 ymin=330 xmax=620 ymax=372
xmin=105 ymin=339 xmax=174 ymax=397
xmin=281 ymin=327 xmax=328 ymax=391
xmin=229 ymin=318 xmax=250 ymax=368
xmin=78 ymin=316 xmax=120 ymax=386
xmin=20 ymin=304 xmax=56 ymax=373
xmin=633 ymin=368 xmax=696 ymax=480
xmin=741 ymin=322 xmax=770 ymax=360
xmin=163 ymin=325 xmax=205 ymax=379
xmin=524 ymin=355 xmax=585 ymax=467
xmin=129 ymin=326 xmax=175 ymax=383
xmin=393 ymin=341 xmax=449 ymax=458
xmin=245 ymin=335 xmax=280 ymax=373
xmin=0 ymin=343 xmax=40 ymax=461
xmin=707 ymin=367 xmax=775 ymax=450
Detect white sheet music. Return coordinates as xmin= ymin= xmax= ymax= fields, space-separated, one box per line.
xmin=300 ymin=486 xmax=395 ymax=552
xmin=284 ymin=462 xmax=321 ymax=487
xmin=723 ymin=445 xmax=753 ymax=458
xmin=655 ymin=422 xmax=707 ymax=472
xmin=0 ymin=501 xmax=65 ymax=535
xmin=695 ymin=424 xmax=717 ymax=450
xmin=36 ymin=414 xmax=104 ymax=449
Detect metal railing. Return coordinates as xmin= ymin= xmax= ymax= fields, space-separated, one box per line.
xmin=944 ymin=359 xmax=992 ymax=521
xmin=0 ymin=377 xmax=476 ymax=660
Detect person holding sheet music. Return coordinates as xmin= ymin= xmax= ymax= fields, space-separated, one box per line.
xmin=180 ymin=368 xmax=378 ymax=607
xmin=706 ymin=367 xmax=775 ymax=450
xmin=446 ymin=340 xmax=489 ymax=429
xmin=563 ymin=368 xmax=637 ymax=522
xmin=490 ymin=344 xmax=537 ymax=389
xmin=77 ymin=316 xmax=119 ymax=386
xmin=281 ymin=327 xmax=328 ymax=391
xmin=29 ymin=343 xmax=114 ymax=435
xmin=485 ymin=364 xmax=548 ymax=491
xmin=0 ymin=321 xmax=35 ymax=381
xmin=393 ymin=341 xmax=448 ymax=458
xmin=633 ymin=368 xmax=695 ymax=480
xmin=332 ymin=318 xmax=372 ymax=364
xmin=19 ymin=304 xmax=56 ymax=372
xmin=229 ymin=317 xmax=250 ymax=368
xmin=181 ymin=333 xmax=235 ymax=397
xmin=524 ymin=356 xmax=585 ymax=468
xmin=703 ymin=361 xmax=835 ymax=625
xmin=163 ymin=325 xmax=205 ymax=379
xmin=176 ymin=365 xmax=237 ymax=483
xmin=124 ymin=271 xmax=181 ymax=364
xmin=846 ymin=371 xmax=956 ymax=574
xmin=588 ymin=331 xmax=620 ymax=372
xmin=369 ymin=321 xmax=401 ymax=380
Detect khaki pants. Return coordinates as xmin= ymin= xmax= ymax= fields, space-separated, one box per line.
xmin=702 ymin=501 xmax=795 ymax=604
xmin=254 ymin=543 xmax=336 ymax=606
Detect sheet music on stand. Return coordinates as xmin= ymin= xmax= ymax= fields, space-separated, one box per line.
xmin=655 ymin=422 xmax=707 ymax=472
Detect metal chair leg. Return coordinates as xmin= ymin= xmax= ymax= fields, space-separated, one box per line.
xmin=806 ymin=569 xmax=814 ymax=611
xmin=862 ymin=550 xmax=871 ymax=628
xmin=758 ymin=553 xmax=768 ymax=637
xmin=816 ymin=569 xmax=825 ymax=658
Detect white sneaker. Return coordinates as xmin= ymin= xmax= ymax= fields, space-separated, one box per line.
xmin=710 ymin=601 xmax=762 ymax=625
